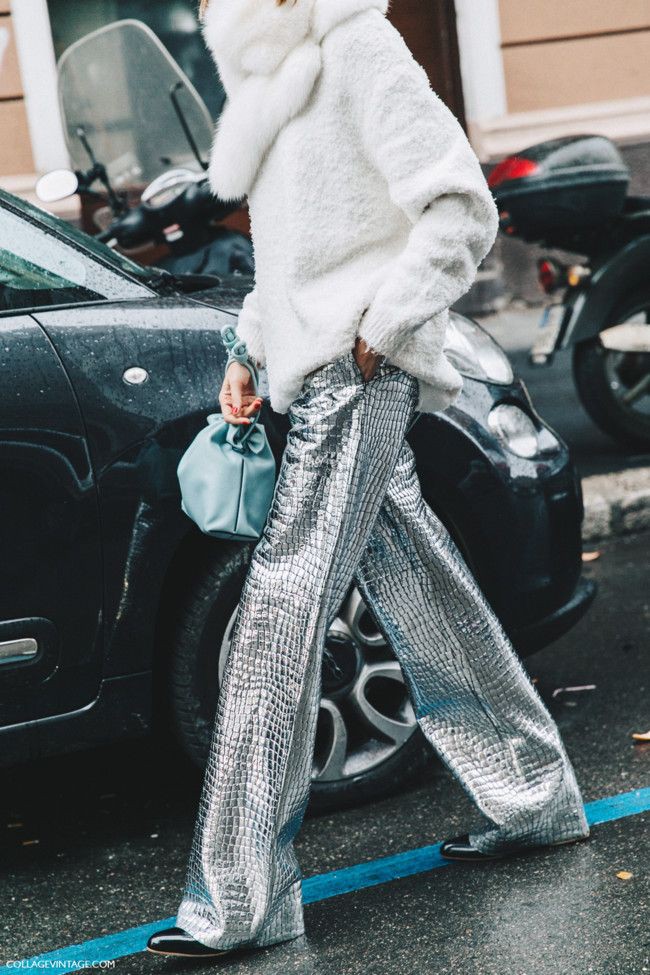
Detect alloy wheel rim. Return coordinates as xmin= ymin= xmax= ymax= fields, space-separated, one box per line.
xmin=602 ymin=305 xmax=650 ymax=420
xmin=219 ymin=585 xmax=417 ymax=785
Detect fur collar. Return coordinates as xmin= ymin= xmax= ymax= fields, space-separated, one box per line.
xmin=203 ymin=0 xmax=389 ymax=199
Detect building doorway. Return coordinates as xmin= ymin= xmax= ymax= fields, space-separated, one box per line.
xmin=389 ymin=0 xmax=466 ymax=128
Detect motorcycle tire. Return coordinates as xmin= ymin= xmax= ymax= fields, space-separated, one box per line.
xmin=573 ymin=289 xmax=650 ymax=451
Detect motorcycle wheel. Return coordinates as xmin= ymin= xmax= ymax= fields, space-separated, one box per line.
xmin=573 ymin=289 xmax=650 ymax=451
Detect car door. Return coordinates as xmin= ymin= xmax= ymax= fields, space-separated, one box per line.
xmin=0 ymin=197 xmax=149 ymax=737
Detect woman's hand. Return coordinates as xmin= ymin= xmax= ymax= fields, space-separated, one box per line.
xmin=353 ymin=335 xmax=384 ymax=381
xmin=219 ymin=362 xmax=263 ymax=425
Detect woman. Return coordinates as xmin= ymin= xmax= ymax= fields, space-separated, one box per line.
xmin=148 ymin=0 xmax=590 ymax=960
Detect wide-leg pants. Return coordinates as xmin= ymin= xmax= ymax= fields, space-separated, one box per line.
xmin=176 ymin=350 xmax=589 ymax=951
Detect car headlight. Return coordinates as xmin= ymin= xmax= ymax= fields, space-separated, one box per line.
xmin=444 ymin=313 xmax=514 ymax=385
xmin=487 ymin=404 xmax=541 ymax=458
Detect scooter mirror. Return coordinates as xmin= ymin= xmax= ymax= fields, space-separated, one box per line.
xmin=36 ymin=169 xmax=79 ymax=203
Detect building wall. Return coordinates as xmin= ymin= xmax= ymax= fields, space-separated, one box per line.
xmin=499 ymin=0 xmax=650 ymax=113
xmin=0 ymin=0 xmax=34 ymax=175
xmin=458 ymin=0 xmax=650 ymax=163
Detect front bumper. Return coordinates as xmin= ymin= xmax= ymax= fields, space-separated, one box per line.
xmin=509 ymin=574 xmax=597 ymax=656
xmin=409 ymin=372 xmax=596 ymax=659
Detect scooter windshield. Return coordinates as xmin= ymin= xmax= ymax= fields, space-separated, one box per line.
xmin=58 ymin=19 xmax=215 ymax=191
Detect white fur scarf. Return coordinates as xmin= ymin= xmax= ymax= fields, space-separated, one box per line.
xmin=202 ymin=0 xmax=390 ymax=200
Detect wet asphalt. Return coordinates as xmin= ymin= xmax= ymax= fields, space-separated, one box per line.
xmin=1 ymin=530 xmax=648 ymax=975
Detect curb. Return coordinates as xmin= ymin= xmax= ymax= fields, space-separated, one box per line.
xmin=582 ymin=466 xmax=650 ymax=542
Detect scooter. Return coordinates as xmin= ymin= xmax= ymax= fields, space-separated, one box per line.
xmin=35 ymin=19 xmax=253 ymax=278
xmin=489 ymin=134 xmax=650 ymax=450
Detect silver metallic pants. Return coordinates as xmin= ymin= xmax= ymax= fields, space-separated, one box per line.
xmin=176 ymin=350 xmax=589 ymax=950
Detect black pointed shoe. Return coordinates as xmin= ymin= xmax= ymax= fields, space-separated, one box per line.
xmin=440 ymin=833 xmax=507 ymax=861
xmin=440 ymin=831 xmax=590 ymax=861
xmin=146 ymin=926 xmax=232 ymax=959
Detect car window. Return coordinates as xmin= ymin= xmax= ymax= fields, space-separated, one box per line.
xmin=0 ymin=204 xmax=150 ymax=315
xmin=0 ymin=189 xmax=158 ymax=287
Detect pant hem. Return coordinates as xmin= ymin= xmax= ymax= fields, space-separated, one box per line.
xmin=176 ymin=879 xmax=304 ymax=952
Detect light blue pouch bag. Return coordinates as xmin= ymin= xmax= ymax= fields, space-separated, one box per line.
xmin=177 ymin=412 xmax=276 ymax=540
xmin=177 ymin=326 xmax=276 ymax=540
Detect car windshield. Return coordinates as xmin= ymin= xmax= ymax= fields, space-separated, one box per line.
xmin=0 ymin=189 xmax=158 ymax=287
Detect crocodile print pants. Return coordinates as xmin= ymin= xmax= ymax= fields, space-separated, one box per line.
xmin=176 ymin=350 xmax=589 ymax=951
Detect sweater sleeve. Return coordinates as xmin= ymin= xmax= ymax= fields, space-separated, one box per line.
xmin=235 ymin=285 xmax=267 ymax=369
xmin=351 ymin=20 xmax=499 ymax=359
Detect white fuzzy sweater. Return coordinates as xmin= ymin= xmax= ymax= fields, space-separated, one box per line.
xmin=202 ymin=0 xmax=499 ymax=415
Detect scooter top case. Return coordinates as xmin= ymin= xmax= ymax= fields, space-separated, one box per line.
xmin=488 ymin=135 xmax=630 ymax=244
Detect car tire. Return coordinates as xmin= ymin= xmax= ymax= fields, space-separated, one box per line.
xmin=167 ymin=545 xmax=431 ymax=814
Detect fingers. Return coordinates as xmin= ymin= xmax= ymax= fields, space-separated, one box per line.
xmin=230 ymin=397 xmax=263 ymax=423
xmin=228 ymin=373 xmax=260 ymax=417
xmin=218 ymin=389 xmax=264 ymax=425
xmin=230 ymin=376 xmax=244 ymax=416
xmin=239 ymin=396 xmax=264 ymax=418
xmin=224 ymin=413 xmax=254 ymax=426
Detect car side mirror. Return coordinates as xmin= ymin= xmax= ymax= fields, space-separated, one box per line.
xmin=36 ymin=169 xmax=79 ymax=203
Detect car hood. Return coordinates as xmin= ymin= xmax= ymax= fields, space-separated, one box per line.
xmin=188 ymin=273 xmax=253 ymax=315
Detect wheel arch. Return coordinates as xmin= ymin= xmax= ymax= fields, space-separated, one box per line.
xmin=149 ymin=529 xmax=251 ymax=728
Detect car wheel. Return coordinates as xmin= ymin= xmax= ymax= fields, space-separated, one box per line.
xmin=168 ymin=546 xmax=430 ymax=813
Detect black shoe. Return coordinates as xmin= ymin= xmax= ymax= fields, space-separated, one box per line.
xmin=146 ymin=926 xmax=232 ymax=958
xmin=440 ymin=831 xmax=589 ymax=862
xmin=440 ymin=833 xmax=507 ymax=861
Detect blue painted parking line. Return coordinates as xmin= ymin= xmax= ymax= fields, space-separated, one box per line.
xmin=2 ymin=786 xmax=649 ymax=972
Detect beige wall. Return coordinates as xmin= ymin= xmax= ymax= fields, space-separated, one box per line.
xmin=0 ymin=5 xmax=34 ymax=174
xmin=499 ymin=0 xmax=650 ymax=113
xmin=0 ymin=11 xmax=22 ymax=98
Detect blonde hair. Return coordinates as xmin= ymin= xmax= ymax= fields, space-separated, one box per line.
xmin=199 ymin=0 xmax=289 ymax=18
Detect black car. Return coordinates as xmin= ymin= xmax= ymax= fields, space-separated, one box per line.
xmin=0 ymin=190 xmax=595 ymax=810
